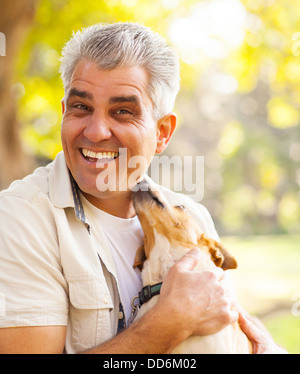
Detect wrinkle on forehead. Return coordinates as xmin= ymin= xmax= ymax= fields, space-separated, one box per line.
xmin=68 ymin=60 xmax=152 ymax=106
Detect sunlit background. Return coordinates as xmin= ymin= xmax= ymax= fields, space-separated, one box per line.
xmin=0 ymin=0 xmax=299 ymax=352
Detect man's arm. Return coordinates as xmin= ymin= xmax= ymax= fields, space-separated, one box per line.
xmin=85 ymin=249 xmax=289 ymax=354
xmin=0 ymin=249 xmax=285 ymax=354
xmin=0 ymin=195 xmax=69 ymax=354
xmin=83 ymin=248 xmax=237 ymax=354
xmin=238 ymin=311 xmax=288 ymax=354
xmin=0 ymin=326 xmax=66 ymax=354
xmin=0 ymin=249 xmax=236 ymax=354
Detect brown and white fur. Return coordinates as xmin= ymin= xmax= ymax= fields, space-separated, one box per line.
xmin=132 ymin=179 xmax=252 ymax=354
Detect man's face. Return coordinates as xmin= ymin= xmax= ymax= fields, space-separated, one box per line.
xmin=61 ymin=60 xmax=166 ymax=199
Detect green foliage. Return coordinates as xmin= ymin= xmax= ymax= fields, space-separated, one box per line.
xmin=223 ymin=234 xmax=300 ymax=354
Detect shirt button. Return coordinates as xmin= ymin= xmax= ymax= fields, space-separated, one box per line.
xmin=104 ymin=295 xmax=110 ymax=304
xmin=118 ymin=311 xmax=124 ymax=320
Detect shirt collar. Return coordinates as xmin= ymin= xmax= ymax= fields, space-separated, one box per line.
xmin=48 ymin=152 xmax=90 ymax=233
xmin=69 ymin=171 xmax=90 ymax=232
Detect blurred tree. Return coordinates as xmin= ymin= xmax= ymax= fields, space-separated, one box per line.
xmin=0 ymin=0 xmax=39 ymax=188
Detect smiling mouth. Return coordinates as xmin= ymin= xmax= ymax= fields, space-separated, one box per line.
xmin=81 ymin=148 xmax=119 ymax=162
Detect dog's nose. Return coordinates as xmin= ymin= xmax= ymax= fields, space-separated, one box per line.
xmin=133 ymin=178 xmax=158 ymax=205
xmin=132 ymin=179 xmax=151 ymax=205
xmin=132 ymin=178 xmax=152 ymax=194
xmin=133 ymin=178 xmax=150 ymax=192
xmin=133 ymin=179 xmax=165 ymax=209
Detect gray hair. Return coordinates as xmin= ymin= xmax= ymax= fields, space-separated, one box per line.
xmin=60 ymin=22 xmax=180 ymax=120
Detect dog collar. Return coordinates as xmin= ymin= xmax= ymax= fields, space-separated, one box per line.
xmin=138 ymin=282 xmax=162 ymax=306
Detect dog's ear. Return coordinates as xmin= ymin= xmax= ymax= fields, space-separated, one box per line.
xmin=198 ymin=234 xmax=237 ymax=270
xmin=133 ymin=245 xmax=146 ymax=271
xmin=210 ymin=242 xmax=238 ymax=270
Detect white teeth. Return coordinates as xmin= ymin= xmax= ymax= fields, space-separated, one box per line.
xmin=81 ymin=149 xmax=119 ymax=160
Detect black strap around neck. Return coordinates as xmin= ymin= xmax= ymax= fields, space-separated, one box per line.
xmin=138 ymin=282 xmax=162 ymax=306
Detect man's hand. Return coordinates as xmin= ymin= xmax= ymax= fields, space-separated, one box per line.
xmin=238 ymin=310 xmax=288 ymax=354
xmin=85 ymin=247 xmax=238 ymax=354
xmin=157 ymin=248 xmax=238 ymax=339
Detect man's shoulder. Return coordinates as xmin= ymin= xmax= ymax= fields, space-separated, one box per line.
xmin=0 ymin=152 xmax=70 ymax=207
xmin=0 ymin=161 xmax=54 ymax=202
xmin=0 ymin=153 xmax=72 ymax=233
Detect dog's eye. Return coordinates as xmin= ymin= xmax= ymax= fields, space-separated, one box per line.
xmin=153 ymin=196 xmax=165 ymax=208
xmin=175 ymin=205 xmax=186 ymax=210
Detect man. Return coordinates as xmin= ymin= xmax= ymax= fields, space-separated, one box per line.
xmin=0 ymin=23 xmax=285 ymax=353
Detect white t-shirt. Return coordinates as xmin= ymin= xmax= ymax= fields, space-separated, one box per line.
xmin=81 ymin=196 xmax=144 ymax=323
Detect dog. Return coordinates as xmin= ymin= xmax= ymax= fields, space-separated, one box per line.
xmin=132 ymin=179 xmax=252 ymax=354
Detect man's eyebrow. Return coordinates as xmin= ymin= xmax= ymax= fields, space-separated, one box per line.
xmin=66 ymin=88 xmax=93 ymax=101
xmin=109 ymin=95 xmax=139 ymax=105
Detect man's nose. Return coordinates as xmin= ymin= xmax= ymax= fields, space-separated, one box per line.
xmin=83 ymin=113 xmax=112 ymax=142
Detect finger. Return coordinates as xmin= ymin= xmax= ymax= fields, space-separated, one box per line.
xmin=176 ymin=248 xmax=225 ymax=279
xmin=238 ymin=312 xmax=262 ymax=342
xmin=176 ymin=248 xmax=202 ymax=271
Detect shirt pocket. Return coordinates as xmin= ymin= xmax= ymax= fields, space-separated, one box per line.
xmin=69 ymin=278 xmax=113 ymax=309
xmin=67 ymin=277 xmax=114 ymax=353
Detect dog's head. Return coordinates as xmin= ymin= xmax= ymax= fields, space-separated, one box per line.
xmin=132 ymin=179 xmax=237 ymax=272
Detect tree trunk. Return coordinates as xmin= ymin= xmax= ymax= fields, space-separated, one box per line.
xmin=0 ymin=0 xmax=38 ymax=189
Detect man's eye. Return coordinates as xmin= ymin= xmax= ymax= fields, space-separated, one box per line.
xmin=74 ymin=104 xmax=89 ymax=111
xmin=115 ymin=109 xmax=132 ymax=115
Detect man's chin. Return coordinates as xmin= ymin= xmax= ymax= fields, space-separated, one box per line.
xmin=73 ymin=168 xmax=144 ymax=197
xmin=77 ymin=179 xmax=131 ymax=197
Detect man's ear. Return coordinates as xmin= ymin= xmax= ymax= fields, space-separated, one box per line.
xmin=61 ymin=98 xmax=66 ymax=115
xmin=155 ymin=113 xmax=177 ymax=154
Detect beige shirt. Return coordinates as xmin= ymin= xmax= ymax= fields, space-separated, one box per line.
xmin=0 ymin=152 xmax=219 ymax=353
